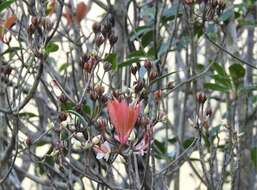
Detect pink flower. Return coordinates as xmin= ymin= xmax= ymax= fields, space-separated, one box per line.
xmin=93 ymin=141 xmax=111 ymax=160
xmin=107 ymin=98 xmax=140 ymax=144
xmin=134 ymin=129 xmax=152 ymax=155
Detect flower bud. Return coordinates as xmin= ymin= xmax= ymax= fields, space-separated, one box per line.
xmin=75 ymin=104 xmax=82 ymax=113
xmin=144 ymin=60 xmax=152 ymax=71
xmin=140 ymin=116 xmax=150 ymax=127
xmin=4 ymin=66 xmax=12 ymax=76
xmin=134 ymin=80 xmax=144 ymax=93
xmin=90 ymin=91 xmax=98 ymax=101
xmin=130 ymin=66 xmax=138 ymax=75
xmin=31 ymin=16 xmax=39 ymax=26
xmin=97 ymin=117 xmax=107 ymax=129
xmin=154 ymin=90 xmax=162 ymax=101
xmin=59 ymin=112 xmax=68 ymax=122
xmin=149 ymin=71 xmax=158 ymax=80
xmin=26 ymin=136 xmax=33 ymax=146
xmin=95 ymin=35 xmax=105 ymax=47
xmin=92 ymin=135 xmax=101 ymax=145
xmin=100 ymin=95 xmax=108 ymax=105
xmin=104 ymin=63 xmax=112 ymax=72
xmin=196 ymin=92 xmax=207 ymax=104
xmin=82 ymin=54 xmax=90 ymax=63
xmin=92 ymin=22 xmax=101 ymax=33
xmin=95 ymin=85 xmax=105 ymax=96
xmin=101 ymin=23 xmax=111 ymax=38
xmin=42 ymin=18 xmax=53 ymax=31
xmin=58 ymin=93 xmax=67 ymax=103
xmin=27 ymin=24 xmax=35 ymax=35
xmin=109 ymin=33 xmax=118 ymax=46
xmin=205 ymin=107 xmax=212 ymax=117
xmin=84 ymin=62 xmax=93 ymax=73
xmin=167 ymin=81 xmax=174 ymax=89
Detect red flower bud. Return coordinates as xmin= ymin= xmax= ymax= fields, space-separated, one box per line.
xmin=92 ymin=22 xmax=101 ymax=33
xmin=149 ymin=71 xmax=158 ymax=80
xmin=154 ymin=90 xmax=162 ymax=101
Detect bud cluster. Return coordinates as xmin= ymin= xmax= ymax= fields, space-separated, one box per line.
xmin=92 ymin=14 xmax=118 ymax=48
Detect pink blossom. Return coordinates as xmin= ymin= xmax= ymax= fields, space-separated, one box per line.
xmin=107 ymin=98 xmax=140 ymax=144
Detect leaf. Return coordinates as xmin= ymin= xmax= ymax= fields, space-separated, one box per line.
xmin=168 ymin=137 xmax=177 ymax=144
xmin=183 ymin=137 xmax=196 ymax=149
xmin=0 ymin=47 xmax=21 ymax=56
xmin=0 ymin=0 xmax=15 ymax=13
xmin=153 ymin=139 xmax=167 ymax=154
xmin=60 ymin=101 xmax=75 ymax=111
xmin=229 ymin=63 xmax=245 ymax=79
xmin=229 ymin=63 xmax=245 ymax=88
xmin=66 ymin=110 xmax=87 ymax=126
xmin=251 ymin=147 xmax=257 ymax=169
xmin=18 ymin=112 xmax=38 ymax=118
xmin=162 ymin=3 xmax=182 ymax=22
xmin=212 ymin=75 xmax=232 ymax=88
xmin=45 ymin=42 xmax=59 ymax=53
xmin=58 ymin=63 xmax=70 ymax=72
xmin=105 ymin=53 xmax=117 ymax=70
xmin=142 ymin=30 xmax=153 ymax=47
xmin=82 ymin=104 xmax=91 ymax=114
xmin=158 ymin=41 xmax=171 ymax=57
xmin=204 ymin=83 xmax=229 ymax=92
xmin=4 ymin=15 xmax=17 ymax=29
xmin=218 ymin=9 xmax=234 ymax=22
xmin=127 ymin=49 xmax=145 ymax=58
xmin=212 ymin=62 xmax=227 ymax=76
xmin=118 ymin=57 xmax=142 ymax=69
xmin=130 ymin=26 xmax=152 ymax=41
xmin=60 ymin=130 xmax=69 ymax=141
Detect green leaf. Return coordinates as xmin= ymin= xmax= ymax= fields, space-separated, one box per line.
xmin=142 ymin=30 xmax=153 ymax=47
xmin=60 ymin=130 xmax=69 ymax=141
xmin=45 ymin=42 xmax=59 ymax=53
xmin=229 ymin=63 xmax=245 ymax=79
xmin=168 ymin=137 xmax=177 ymax=144
xmin=18 ymin=112 xmax=38 ymax=118
xmin=82 ymin=104 xmax=91 ymax=114
xmin=44 ymin=155 xmax=55 ymax=167
xmin=229 ymin=63 xmax=245 ymax=88
xmin=219 ymin=9 xmax=234 ymax=22
xmin=204 ymin=83 xmax=229 ymax=92
xmin=154 ymin=140 xmax=167 ymax=154
xmin=209 ymin=125 xmax=221 ymax=138
xmin=66 ymin=110 xmax=87 ymax=126
xmin=251 ymin=147 xmax=257 ymax=169
xmin=158 ymin=41 xmax=171 ymax=57
xmin=105 ymin=53 xmax=117 ymax=70
xmin=0 ymin=47 xmax=21 ymax=56
xmin=162 ymin=3 xmax=182 ymax=22
xmin=59 ymin=63 xmax=70 ymax=72
xmin=0 ymin=0 xmax=15 ymax=13
xmin=212 ymin=75 xmax=232 ymax=88
xmin=118 ymin=57 xmax=142 ymax=69
xmin=212 ymin=62 xmax=227 ymax=76
xmin=128 ymin=49 xmax=145 ymax=58
xmin=60 ymin=101 xmax=75 ymax=111
xmin=130 ymin=26 xmax=152 ymax=41
xmin=183 ymin=137 xmax=196 ymax=149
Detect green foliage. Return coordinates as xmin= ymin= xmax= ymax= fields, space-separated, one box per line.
xmin=45 ymin=42 xmax=59 ymax=53
xmin=251 ymin=147 xmax=257 ymax=170
xmin=0 ymin=0 xmax=15 ymax=13
xmin=204 ymin=63 xmax=245 ymax=93
xmin=105 ymin=53 xmax=117 ymax=70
